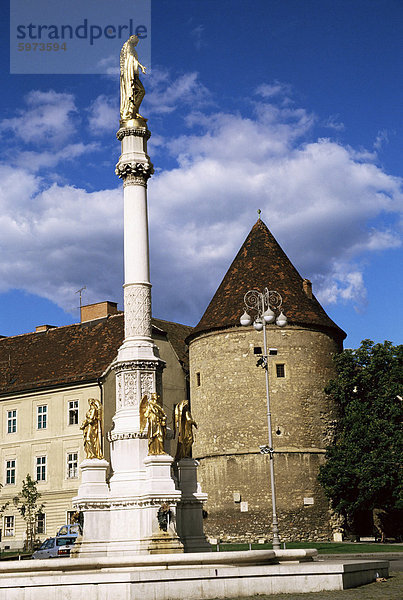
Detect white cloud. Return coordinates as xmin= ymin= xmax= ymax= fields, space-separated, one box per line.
xmin=314 ymin=266 xmax=367 ymax=306
xmin=0 ymin=163 xmax=123 ymax=309
xmin=147 ymin=102 xmax=402 ymax=317
xmin=144 ymin=68 xmax=211 ymax=115
xmin=88 ymin=94 xmax=118 ymax=133
xmin=374 ymin=129 xmax=389 ymax=151
xmin=14 ymin=142 xmax=99 ymax=172
xmin=255 ymin=81 xmax=293 ymax=100
xmin=0 ymin=79 xmax=401 ymax=325
xmin=323 ymin=114 xmax=345 ymax=131
xmin=0 ymin=90 xmax=77 ymax=145
xmin=190 ymin=25 xmax=205 ymax=51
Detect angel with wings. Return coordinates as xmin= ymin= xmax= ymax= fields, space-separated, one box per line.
xmin=140 ymin=393 xmax=167 ymax=455
xmin=174 ymin=399 xmax=197 ymax=460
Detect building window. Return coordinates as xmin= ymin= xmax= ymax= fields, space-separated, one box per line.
xmin=67 ymin=453 xmax=78 ymax=479
xmin=35 ymin=512 xmax=46 ymax=534
xmin=4 ymin=516 xmax=14 ymax=537
xmin=196 ymin=372 xmax=201 ymax=387
xmin=276 ymin=364 xmax=285 ymax=378
xmin=37 ymin=405 xmax=47 ymax=429
xmin=36 ymin=456 xmax=46 ymax=482
xmin=7 ymin=410 xmax=17 ymax=434
xmin=6 ymin=460 xmax=16 ymax=485
xmin=68 ymin=400 xmax=79 ymax=425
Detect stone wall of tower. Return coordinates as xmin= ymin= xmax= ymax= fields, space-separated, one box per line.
xmin=189 ymin=325 xmax=341 ymax=541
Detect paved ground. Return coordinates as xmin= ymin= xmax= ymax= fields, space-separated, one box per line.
xmin=208 ymin=557 xmax=403 ymax=600
xmin=210 ymin=571 xmax=402 ymax=600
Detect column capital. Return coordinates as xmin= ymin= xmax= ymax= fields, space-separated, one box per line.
xmin=115 ymin=161 xmax=154 ymax=183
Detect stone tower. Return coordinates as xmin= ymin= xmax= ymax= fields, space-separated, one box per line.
xmin=187 ymin=219 xmax=346 ymax=542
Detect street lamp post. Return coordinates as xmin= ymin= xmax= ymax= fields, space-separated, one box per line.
xmin=240 ymin=288 xmax=287 ymax=550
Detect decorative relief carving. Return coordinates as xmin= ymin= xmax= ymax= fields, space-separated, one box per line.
xmin=124 ymin=372 xmax=138 ymax=407
xmin=115 ymin=161 xmax=154 ymax=182
xmin=141 ymin=372 xmax=154 ymax=399
xmin=112 ymin=359 xmax=161 ymax=375
xmin=124 ymin=285 xmax=152 ymax=338
xmin=116 ymin=127 xmax=151 ymax=141
xmin=123 ymin=175 xmax=147 ymax=188
xmin=108 ymin=431 xmax=147 ymax=442
xmin=116 ymin=372 xmax=123 ymax=410
xmin=74 ymin=498 xmax=179 ymax=510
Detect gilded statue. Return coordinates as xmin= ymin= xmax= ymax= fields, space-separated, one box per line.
xmin=140 ymin=393 xmax=167 ymax=455
xmin=120 ymin=35 xmax=146 ymax=124
xmin=174 ymin=399 xmax=197 ymax=460
xmin=80 ymin=398 xmax=103 ymax=459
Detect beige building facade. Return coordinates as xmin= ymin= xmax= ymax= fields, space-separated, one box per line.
xmin=0 ymin=302 xmax=191 ymax=550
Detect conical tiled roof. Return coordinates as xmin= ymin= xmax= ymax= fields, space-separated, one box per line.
xmin=188 ymin=219 xmax=346 ymax=342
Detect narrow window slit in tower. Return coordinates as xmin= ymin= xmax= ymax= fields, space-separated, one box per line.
xmin=276 ymin=364 xmax=285 ymax=378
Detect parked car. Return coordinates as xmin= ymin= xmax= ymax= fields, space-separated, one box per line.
xmin=31 ymin=535 xmax=77 ymax=559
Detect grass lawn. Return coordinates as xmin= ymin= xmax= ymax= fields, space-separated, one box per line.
xmin=212 ymin=542 xmax=403 ymax=554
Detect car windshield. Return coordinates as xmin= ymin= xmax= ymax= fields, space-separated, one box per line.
xmin=56 ymin=537 xmax=76 ymax=546
xmin=44 ymin=538 xmax=55 ymax=549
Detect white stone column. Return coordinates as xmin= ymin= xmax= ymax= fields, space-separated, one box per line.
xmin=74 ymin=119 xmax=186 ymax=556
xmin=109 ymin=122 xmax=165 ymax=496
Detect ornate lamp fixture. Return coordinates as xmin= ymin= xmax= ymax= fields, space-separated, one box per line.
xmin=240 ymin=288 xmax=287 ymax=330
xmin=239 ymin=288 xmax=287 ymax=550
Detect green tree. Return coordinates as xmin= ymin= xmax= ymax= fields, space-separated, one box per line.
xmin=318 ymin=340 xmax=403 ymax=537
xmin=13 ymin=475 xmax=45 ymax=552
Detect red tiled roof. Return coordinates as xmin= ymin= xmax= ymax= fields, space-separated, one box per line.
xmin=0 ymin=314 xmax=193 ymax=396
xmin=188 ymin=219 xmax=346 ymax=342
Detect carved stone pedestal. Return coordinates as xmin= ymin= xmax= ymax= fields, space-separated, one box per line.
xmin=72 ymin=454 xmax=185 ymax=557
xmin=71 ymin=459 xmax=111 ymax=558
xmin=175 ymin=458 xmax=211 ymax=552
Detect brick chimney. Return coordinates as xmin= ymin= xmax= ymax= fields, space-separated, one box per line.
xmin=35 ymin=325 xmax=56 ymax=333
xmin=80 ymin=301 xmax=119 ymax=323
xmin=302 ymin=279 xmax=313 ymax=299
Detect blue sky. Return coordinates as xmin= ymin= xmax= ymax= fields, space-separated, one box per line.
xmin=0 ymin=0 xmax=402 ymax=348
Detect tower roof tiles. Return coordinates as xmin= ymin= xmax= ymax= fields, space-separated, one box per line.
xmin=188 ymin=219 xmax=346 ymax=342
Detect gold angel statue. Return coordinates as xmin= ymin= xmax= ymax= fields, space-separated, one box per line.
xmin=174 ymin=399 xmax=197 ymax=460
xmin=140 ymin=393 xmax=167 ymax=455
xmin=80 ymin=398 xmax=103 ymax=459
xmin=120 ymin=35 xmax=146 ymax=123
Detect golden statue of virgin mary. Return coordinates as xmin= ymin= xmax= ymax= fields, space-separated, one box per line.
xmin=120 ymin=35 xmax=147 ymax=125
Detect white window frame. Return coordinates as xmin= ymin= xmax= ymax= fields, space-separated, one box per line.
xmin=35 ymin=512 xmax=46 ymax=534
xmin=4 ymin=515 xmax=14 ymax=537
xmin=68 ymin=400 xmax=79 ymax=425
xmin=67 ymin=452 xmax=78 ymax=479
xmin=7 ymin=409 xmax=17 ymax=434
xmin=37 ymin=405 xmax=47 ymax=429
xmin=5 ymin=459 xmax=16 ymax=485
xmin=36 ymin=456 xmax=47 ymax=482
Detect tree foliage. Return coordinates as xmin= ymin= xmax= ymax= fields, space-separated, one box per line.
xmin=318 ymin=340 xmax=403 ymax=535
xmin=13 ymin=474 xmax=45 ymax=552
